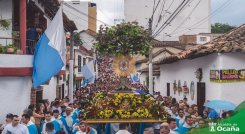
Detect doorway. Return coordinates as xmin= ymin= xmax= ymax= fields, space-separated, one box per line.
xmin=197 ymin=82 xmax=206 ymax=114
xmin=167 ymin=83 xmax=170 ymax=96
xmin=36 ymin=90 xmax=43 ymax=104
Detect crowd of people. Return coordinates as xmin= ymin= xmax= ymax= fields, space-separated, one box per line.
xmin=0 ymin=56 xmax=233 ymax=134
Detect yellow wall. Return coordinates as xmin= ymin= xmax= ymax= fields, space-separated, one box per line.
xmin=88 ymin=6 xmax=97 ymax=32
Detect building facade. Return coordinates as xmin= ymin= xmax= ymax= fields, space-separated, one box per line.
xmin=155 ymin=25 xmax=245 ymax=106
xmin=0 ymin=0 xmax=76 ymax=122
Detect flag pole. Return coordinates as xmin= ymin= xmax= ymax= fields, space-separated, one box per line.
xmin=63 ymin=1 xmax=74 ymax=102
xmin=69 ymin=31 xmax=74 ymax=103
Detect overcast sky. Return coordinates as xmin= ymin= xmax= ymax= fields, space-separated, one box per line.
xmin=91 ymin=0 xmax=245 ymax=26
xmin=212 ymin=0 xmax=245 ymax=26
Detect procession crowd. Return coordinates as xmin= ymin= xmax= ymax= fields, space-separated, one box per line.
xmin=0 ymin=56 xmax=232 ymax=134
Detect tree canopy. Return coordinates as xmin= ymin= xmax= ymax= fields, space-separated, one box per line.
xmin=94 ymin=22 xmax=152 ymax=56
xmin=211 ymin=23 xmax=236 ymax=33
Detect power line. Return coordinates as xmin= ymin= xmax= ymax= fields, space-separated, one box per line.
xmin=45 ymin=6 xmax=93 ymax=52
xmin=63 ymin=8 xmax=96 ymax=27
xmin=169 ymin=0 xmax=232 ymax=37
xmin=151 ymin=0 xmax=161 ymax=19
xmin=64 ymin=3 xmax=111 ymax=26
xmin=152 ymin=0 xmax=174 ymax=33
xmin=153 ymin=0 xmax=166 ymax=31
xmin=152 ymin=0 xmax=175 ymax=32
xmin=153 ymin=0 xmax=189 ymax=37
xmin=153 ymin=0 xmax=191 ymax=37
xmin=44 ymin=5 xmax=70 ymax=32
xmin=97 ymin=6 xmax=114 ymax=22
xmin=168 ymin=0 xmax=202 ymax=36
xmin=154 ymin=0 xmax=193 ymax=37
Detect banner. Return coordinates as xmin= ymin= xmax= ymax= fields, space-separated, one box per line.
xmin=210 ymin=69 xmax=245 ymax=83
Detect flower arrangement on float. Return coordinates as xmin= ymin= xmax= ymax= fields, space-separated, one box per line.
xmin=83 ymin=92 xmax=169 ymax=120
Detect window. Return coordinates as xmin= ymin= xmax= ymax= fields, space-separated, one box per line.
xmin=78 ymin=55 xmax=81 ymax=72
xmin=200 ymin=37 xmax=207 ymax=42
xmin=83 ymin=58 xmax=86 ymax=66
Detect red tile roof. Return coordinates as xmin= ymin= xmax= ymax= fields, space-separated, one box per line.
xmin=155 ymin=24 xmax=245 ymax=65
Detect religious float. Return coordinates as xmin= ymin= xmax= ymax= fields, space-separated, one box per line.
xmin=82 ymin=22 xmax=169 ymax=123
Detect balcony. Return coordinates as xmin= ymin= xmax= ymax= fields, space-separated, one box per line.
xmin=0 ymin=37 xmax=37 ymax=55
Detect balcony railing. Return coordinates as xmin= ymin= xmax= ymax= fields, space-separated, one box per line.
xmin=0 ymin=37 xmax=37 ymax=55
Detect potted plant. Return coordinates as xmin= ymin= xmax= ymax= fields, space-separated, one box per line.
xmin=6 ymin=44 xmax=17 ymax=54
xmin=0 ymin=19 xmax=10 ymax=30
xmin=0 ymin=44 xmax=6 ymax=53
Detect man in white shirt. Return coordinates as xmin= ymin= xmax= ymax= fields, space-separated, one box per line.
xmin=176 ymin=109 xmax=185 ymax=128
xmin=167 ymin=118 xmax=179 ymax=134
xmin=170 ymin=106 xmax=178 ymax=119
xmin=2 ymin=115 xmax=29 ymax=134
xmin=143 ymin=127 xmax=154 ymax=134
xmin=116 ymin=123 xmax=131 ymax=134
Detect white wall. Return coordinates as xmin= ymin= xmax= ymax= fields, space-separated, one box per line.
xmin=159 ymin=53 xmax=221 ymax=105
xmin=159 ymin=53 xmax=245 ymax=105
xmin=74 ymin=48 xmax=88 ymax=78
xmin=0 ymin=54 xmax=33 ymax=67
xmin=0 ymin=0 xmax=13 ymax=45
xmin=80 ymin=32 xmax=95 ymax=50
xmin=140 ymin=72 xmax=148 ymax=86
xmin=42 ymin=77 xmax=57 ymax=102
xmin=218 ymin=53 xmax=245 ymax=105
xmin=196 ymin=35 xmax=211 ymax=45
xmin=154 ymin=75 xmax=161 ymax=92
xmin=124 ymin=0 xmax=211 ymax=41
xmin=0 ymin=77 xmax=32 ymax=123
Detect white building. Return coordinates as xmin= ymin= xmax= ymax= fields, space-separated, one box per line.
xmin=73 ymin=45 xmax=94 ymax=89
xmin=154 ymin=25 xmax=245 ymax=108
xmin=179 ymin=33 xmax=223 ymax=45
xmin=0 ymin=0 xmax=77 ymax=122
xmin=124 ymin=0 xmax=211 ymax=41
xmin=135 ymin=40 xmax=185 ymax=87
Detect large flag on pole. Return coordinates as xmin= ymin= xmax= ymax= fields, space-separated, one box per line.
xmin=81 ymin=60 xmax=95 ymax=87
xmin=32 ymin=7 xmax=65 ymax=88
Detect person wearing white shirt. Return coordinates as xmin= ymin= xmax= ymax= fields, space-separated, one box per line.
xmin=175 ymin=109 xmax=185 ymax=128
xmin=0 ymin=113 xmax=13 ymax=132
xmin=170 ymin=106 xmax=178 ymax=119
xmin=2 ymin=115 xmax=29 ymax=134
xmin=143 ymin=127 xmax=154 ymax=134
xmin=167 ymin=118 xmax=179 ymax=134
xmin=116 ymin=123 xmax=131 ymax=134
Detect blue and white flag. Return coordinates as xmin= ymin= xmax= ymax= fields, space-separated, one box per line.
xmin=81 ymin=60 xmax=95 ymax=85
xmin=32 ymin=7 xmax=65 ymax=88
xmin=131 ymin=73 xmax=140 ymax=83
xmin=81 ymin=79 xmax=88 ymax=88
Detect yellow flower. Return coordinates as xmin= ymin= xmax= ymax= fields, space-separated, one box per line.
xmin=100 ymin=111 xmax=104 ymax=115
xmin=127 ymin=112 xmax=130 ymax=115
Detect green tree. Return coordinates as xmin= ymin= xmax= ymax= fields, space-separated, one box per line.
xmin=94 ymin=22 xmax=152 ymax=56
xmin=66 ymin=32 xmax=83 ymax=46
xmin=211 ymin=23 xmax=236 ymax=33
xmin=73 ymin=32 xmax=83 ymax=46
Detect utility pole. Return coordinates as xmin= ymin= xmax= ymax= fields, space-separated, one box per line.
xmin=148 ymin=18 xmax=153 ymax=95
xmin=69 ymin=32 xmax=74 ymax=102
